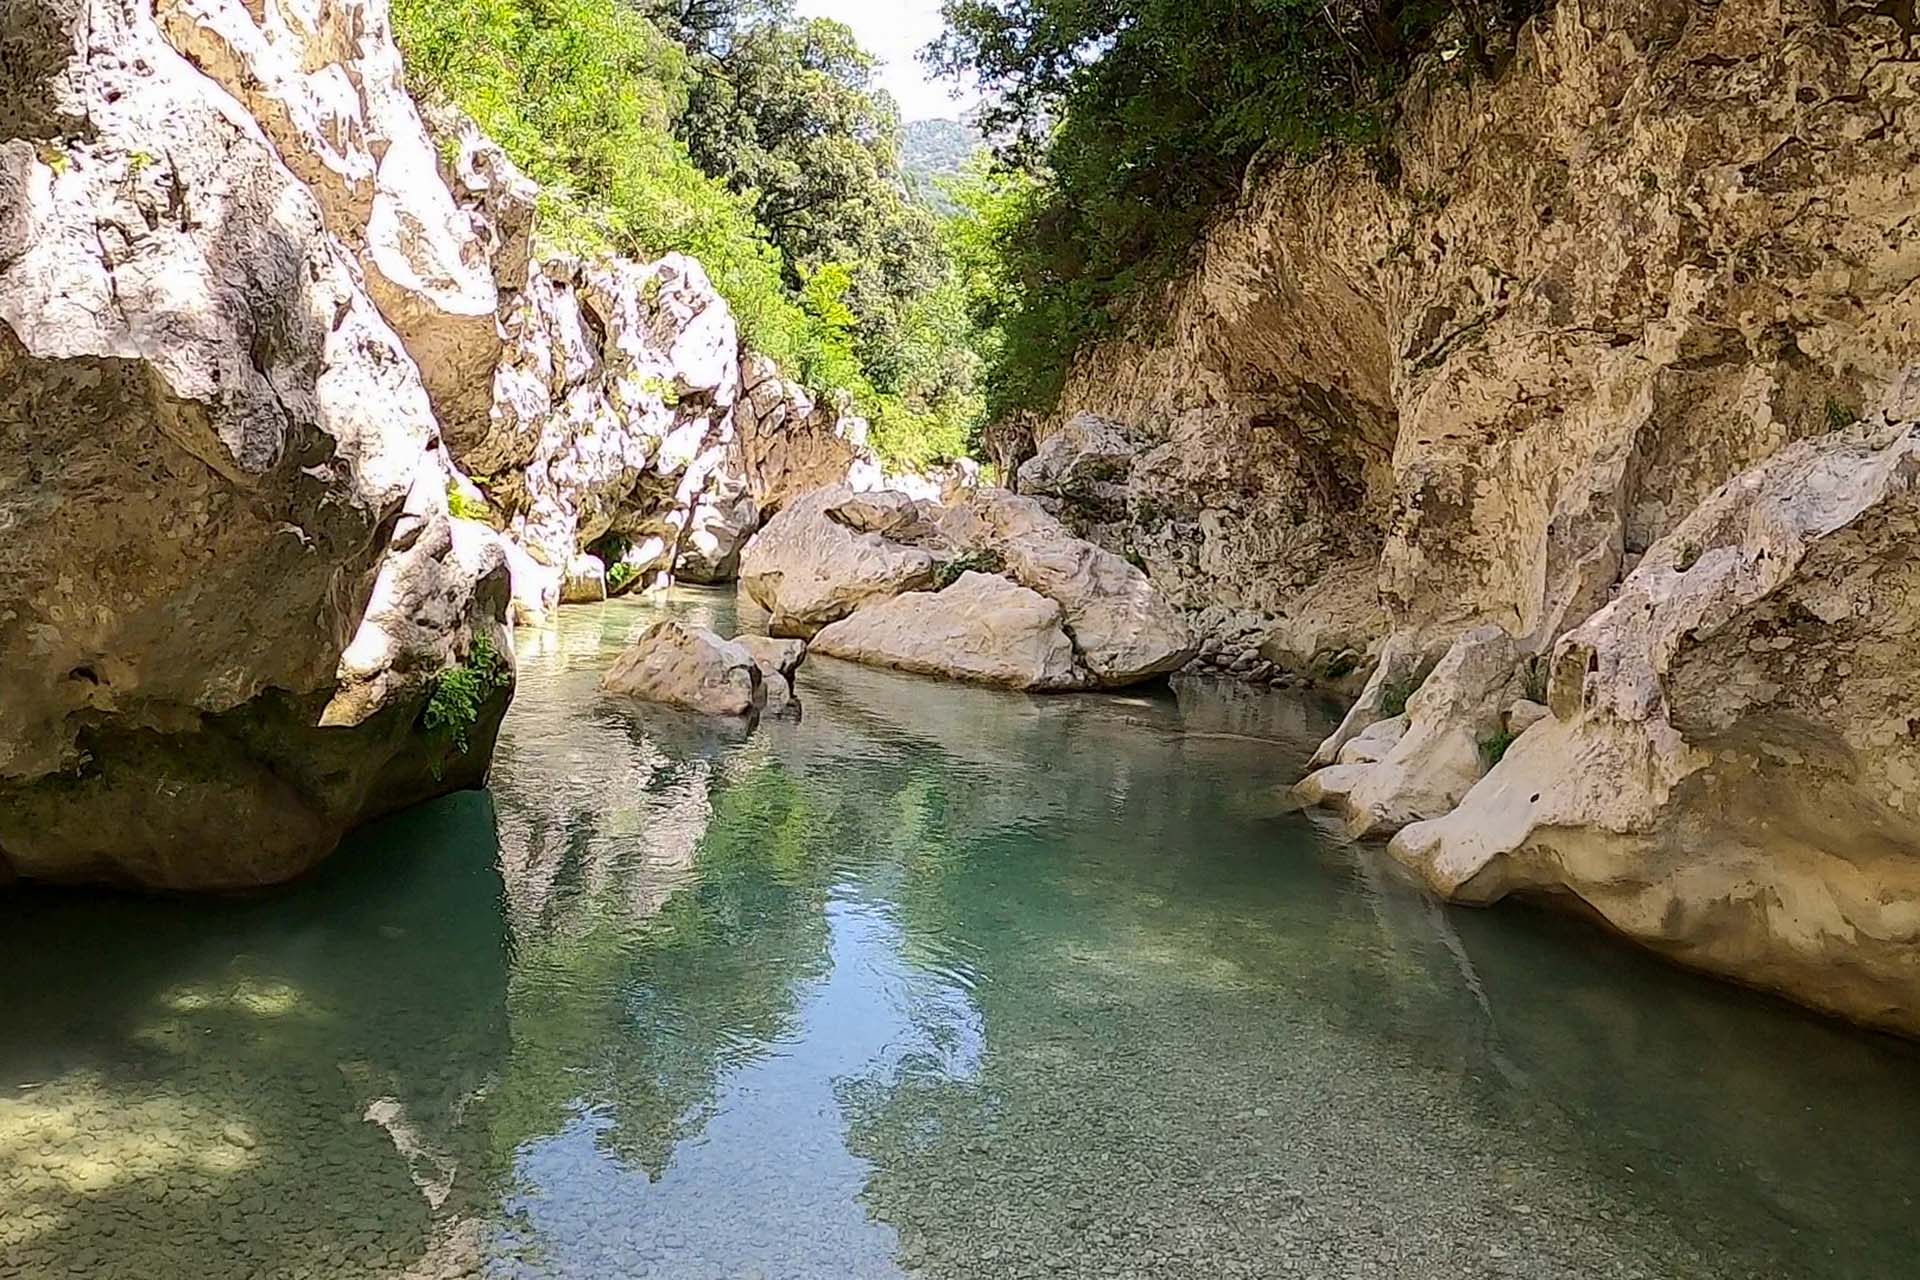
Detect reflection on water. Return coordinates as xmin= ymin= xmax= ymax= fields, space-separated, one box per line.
xmin=3 ymin=588 xmax=1919 ymax=1279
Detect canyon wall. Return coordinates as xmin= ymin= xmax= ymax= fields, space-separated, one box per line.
xmin=0 ymin=0 xmax=879 ymax=889
xmin=1023 ymin=0 xmax=1920 ymax=1032
xmin=0 ymin=0 xmax=513 ymax=888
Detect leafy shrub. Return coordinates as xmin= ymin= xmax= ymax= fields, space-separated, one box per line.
xmin=639 ymin=375 xmax=682 ymax=407
xmin=1480 ymin=726 xmax=1520 ymax=768
xmin=1521 ymin=655 xmax=1549 ymax=704
xmin=933 ymin=547 xmax=1009 ymax=590
xmin=1379 ymin=676 xmax=1420 ymax=719
xmin=422 ymin=632 xmax=512 ymax=774
xmin=933 ymin=0 xmax=1546 ymax=418
xmin=446 ymin=482 xmax=495 ymax=523
xmin=606 ymin=561 xmax=638 ymax=594
xmin=391 ymin=0 xmax=986 ymax=467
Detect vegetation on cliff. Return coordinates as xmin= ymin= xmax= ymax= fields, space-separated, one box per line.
xmin=931 ymin=0 xmax=1540 ymax=417
xmin=392 ymin=0 xmax=981 ymax=468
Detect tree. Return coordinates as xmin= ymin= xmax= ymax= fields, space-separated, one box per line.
xmin=677 ymin=18 xmax=946 ymax=389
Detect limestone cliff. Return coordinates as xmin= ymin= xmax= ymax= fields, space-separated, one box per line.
xmin=0 ymin=0 xmax=513 ymax=889
xmin=0 ymin=0 xmax=882 ymax=889
xmin=1021 ymin=0 xmax=1920 ymax=1032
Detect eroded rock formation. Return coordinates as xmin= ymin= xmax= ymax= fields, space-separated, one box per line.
xmin=603 ymin=621 xmax=766 ymax=718
xmin=1020 ymin=0 xmax=1920 ymax=1031
xmin=0 ymin=0 xmax=889 ymax=889
xmin=743 ymin=484 xmax=1194 ymax=689
xmin=0 ymin=0 xmax=512 ymax=889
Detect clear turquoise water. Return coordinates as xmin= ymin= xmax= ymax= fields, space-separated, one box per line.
xmin=3 ymin=589 xmax=1918 ymax=1280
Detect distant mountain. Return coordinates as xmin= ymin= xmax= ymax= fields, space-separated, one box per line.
xmin=901 ymin=117 xmax=982 ymax=215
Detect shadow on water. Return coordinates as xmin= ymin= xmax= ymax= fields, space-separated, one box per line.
xmin=6 ymin=590 xmax=1920 ymax=1280
xmin=0 ymin=793 xmax=509 ymax=1280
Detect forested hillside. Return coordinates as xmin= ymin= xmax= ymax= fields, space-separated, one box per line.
xmin=902 ymin=118 xmax=980 ymax=214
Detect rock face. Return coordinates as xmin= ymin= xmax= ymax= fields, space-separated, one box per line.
xmin=733 ymin=635 xmax=808 ymax=684
xmin=740 ymin=484 xmax=1193 ymax=688
xmin=813 ymin=573 xmax=1084 ymax=691
xmin=734 ymin=354 xmax=879 ymax=515
xmin=1295 ymin=627 xmax=1524 ymax=837
xmin=740 ymin=486 xmax=939 ymax=637
xmin=733 ymin=634 xmax=806 ymax=715
xmin=1390 ymin=401 xmax=1920 ymax=1035
xmin=602 ymin=622 xmax=765 ymax=717
xmin=156 ymin=0 xmax=501 ymax=442
xmin=938 ymin=490 xmax=1197 ymax=686
xmin=1028 ymin=0 xmax=1919 ymax=676
xmin=1008 ymin=0 xmax=1920 ymax=1032
xmin=0 ymin=0 xmax=513 ymax=890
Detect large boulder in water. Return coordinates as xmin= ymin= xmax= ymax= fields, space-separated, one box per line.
xmin=740 ymin=483 xmax=1195 ymax=687
xmin=936 ymin=490 xmax=1198 ymax=686
xmin=603 ymin=621 xmax=765 ymax=717
xmin=812 ymin=573 xmax=1084 ymax=691
xmin=0 ymin=0 xmax=514 ymax=890
xmin=740 ymin=485 xmax=938 ymax=636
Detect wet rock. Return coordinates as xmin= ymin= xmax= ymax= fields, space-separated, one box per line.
xmin=1391 ymin=408 xmax=1920 ymax=1035
xmin=602 ymin=621 xmax=764 ymax=718
xmin=740 ymin=486 xmax=938 ymax=637
xmin=1296 ymin=626 xmax=1523 ymax=837
xmin=812 ymin=573 xmax=1082 ymax=692
xmin=733 ymin=636 xmax=808 ymax=685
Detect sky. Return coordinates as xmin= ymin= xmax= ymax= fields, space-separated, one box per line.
xmin=796 ymin=0 xmax=980 ymax=122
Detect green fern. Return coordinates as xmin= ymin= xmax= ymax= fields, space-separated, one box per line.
xmin=447 ymin=482 xmax=495 ymax=523
xmin=423 ymin=633 xmax=511 ymax=776
xmin=1481 ymin=727 xmax=1520 ymax=768
xmin=1379 ymin=677 xmax=1419 ymax=719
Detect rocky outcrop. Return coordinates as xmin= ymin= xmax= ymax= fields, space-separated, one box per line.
xmin=734 ymin=634 xmax=807 ymax=714
xmin=812 ymin=572 xmax=1084 ymax=691
xmin=739 ymin=484 xmax=1193 ymax=688
xmin=1294 ymin=627 xmax=1526 ymax=837
xmin=1018 ymin=0 xmax=1920 ymax=1031
xmin=155 ymin=0 xmax=502 ymax=442
xmin=937 ymin=490 xmax=1198 ymax=686
xmin=735 ymin=354 xmax=882 ymax=514
xmin=1034 ymin=0 xmax=1920 ymax=680
xmin=0 ymin=0 xmax=512 ymax=889
xmin=151 ymin=0 xmax=890 ymax=627
xmin=602 ymin=621 xmax=765 ymax=717
xmin=740 ymin=486 xmax=940 ymax=636
xmin=1388 ymin=392 xmax=1920 ymax=1035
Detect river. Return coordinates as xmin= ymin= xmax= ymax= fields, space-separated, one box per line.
xmin=1 ymin=590 xmax=1916 ymax=1279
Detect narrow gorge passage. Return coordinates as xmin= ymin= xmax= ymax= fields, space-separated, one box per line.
xmin=4 ymin=593 xmax=1918 ymax=1280
xmin=7 ymin=0 xmax=1920 ymax=1274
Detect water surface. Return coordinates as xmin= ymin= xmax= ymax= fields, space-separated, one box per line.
xmin=3 ymin=590 xmax=1917 ymax=1279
